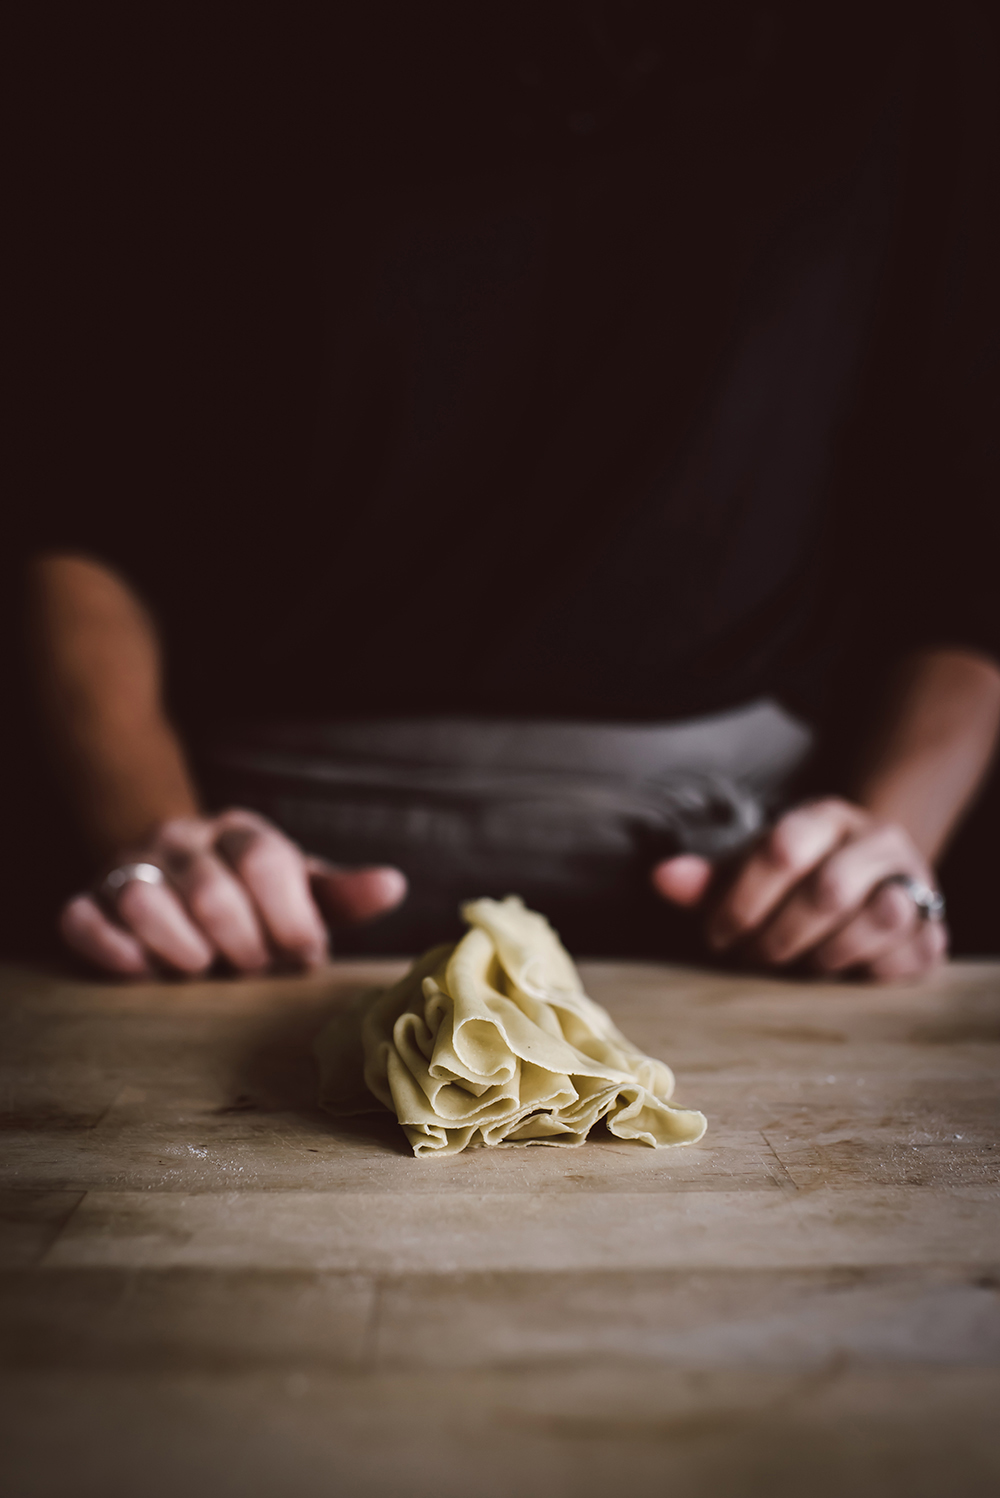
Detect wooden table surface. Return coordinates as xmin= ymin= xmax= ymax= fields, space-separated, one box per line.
xmin=1 ymin=956 xmax=999 ymax=1498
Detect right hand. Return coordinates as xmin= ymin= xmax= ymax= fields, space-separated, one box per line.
xmin=59 ymin=808 xmax=407 ymax=978
xmin=651 ymin=798 xmax=947 ymax=981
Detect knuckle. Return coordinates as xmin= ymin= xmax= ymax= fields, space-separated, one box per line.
xmin=158 ymin=817 xmax=207 ymax=851
xmin=187 ymin=877 xmax=231 ymax=930
xmin=116 ymin=881 xmax=152 ymax=922
xmin=239 ymin=835 xmax=286 ymax=882
xmin=881 ymin=827 xmax=919 ymax=867
xmin=810 ymin=864 xmax=851 ymax=915
xmin=219 ymin=826 xmax=264 ymax=873
xmin=871 ymin=886 xmax=913 ymax=932
xmin=806 ymin=796 xmax=856 ymax=828
xmin=880 ymin=820 xmax=911 ymax=851
xmin=767 ymin=799 xmax=846 ymax=871
xmin=215 ymin=807 xmax=274 ymax=838
xmin=766 ymin=820 xmax=807 ymax=872
xmin=162 ymin=846 xmax=196 ymax=881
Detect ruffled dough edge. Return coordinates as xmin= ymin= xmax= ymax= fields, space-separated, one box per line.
xmin=315 ymin=898 xmax=707 ymax=1157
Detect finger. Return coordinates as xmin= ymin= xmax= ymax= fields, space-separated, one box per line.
xmin=866 ymin=918 xmax=948 ymax=982
xmin=809 ymin=882 xmax=919 ymax=973
xmin=59 ymin=894 xmax=153 ymax=977
xmin=215 ymin=813 xmax=328 ymax=966
xmin=115 ymin=878 xmax=215 ymax=974
xmin=752 ymin=824 xmax=926 ymax=966
xmin=154 ymin=816 xmax=217 ymax=858
xmin=307 ymin=861 xmax=408 ymax=925
xmin=164 ymin=848 xmax=270 ymax=972
xmin=707 ymin=800 xmax=864 ymax=950
xmin=651 ymin=855 xmax=713 ymax=908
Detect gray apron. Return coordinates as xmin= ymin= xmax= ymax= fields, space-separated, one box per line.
xmin=202 ymin=699 xmax=813 ymax=955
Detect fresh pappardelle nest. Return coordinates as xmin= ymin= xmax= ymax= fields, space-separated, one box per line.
xmin=315 ymin=896 xmax=707 ymax=1158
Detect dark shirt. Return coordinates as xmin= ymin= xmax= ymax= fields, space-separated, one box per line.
xmin=21 ymin=3 xmax=1000 ymax=741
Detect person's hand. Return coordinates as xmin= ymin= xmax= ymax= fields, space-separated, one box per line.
xmin=59 ymin=809 xmax=407 ymax=978
xmin=651 ymin=798 xmax=948 ymax=981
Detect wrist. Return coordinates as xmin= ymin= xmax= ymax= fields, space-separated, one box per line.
xmin=81 ymin=772 xmax=201 ymax=862
xmin=56 ymin=717 xmax=202 ymax=859
xmin=856 ymin=767 xmax=965 ymax=866
xmin=852 ymin=649 xmax=1000 ymax=866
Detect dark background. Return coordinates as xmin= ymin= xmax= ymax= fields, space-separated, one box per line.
xmin=5 ymin=4 xmax=998 ymax=961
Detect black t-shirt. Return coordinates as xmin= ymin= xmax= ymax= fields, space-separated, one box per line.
xmin=19 ymin=3 xmax=1000 ymax=742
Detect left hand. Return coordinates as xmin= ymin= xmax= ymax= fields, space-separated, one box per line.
xmin=651 ymin=797 xmax=948 ymax=981
xmin=59 ymin=809 xmax=407 ymax=978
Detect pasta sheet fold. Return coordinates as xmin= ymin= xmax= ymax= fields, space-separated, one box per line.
xmin=315 ymin=896 xmax=707 ymax=1157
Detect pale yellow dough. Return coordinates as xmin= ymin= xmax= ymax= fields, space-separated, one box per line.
xmin=315 ymin=896 xmax=707 ymax=1157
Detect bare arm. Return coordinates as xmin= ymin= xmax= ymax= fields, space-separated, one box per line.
xmin=852 ymin=648 xmax=1000 ymax=861
xmin=654 ymin=647 xmax=1000 ymax=980
xmin=27 ymin=554 xmax=199 ymax=855
xmin=27 ymin=554 xmax=405 ymax=976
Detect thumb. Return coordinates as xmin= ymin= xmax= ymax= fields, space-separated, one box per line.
xmin=651 ymin=854 xmax=713 ymax=908
xmin=306 ymin=860 xmax=408 ymax=926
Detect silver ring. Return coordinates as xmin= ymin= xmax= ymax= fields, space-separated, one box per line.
xmin=883 ymin=874 xmax=945 ymax=922
xmin=98 ymin=862 xmax=166 ymax=904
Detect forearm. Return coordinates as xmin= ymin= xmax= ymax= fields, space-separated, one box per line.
xmin=27 ymin=554 xmax=200 ymax=857
xmin=852 ymin=648 xmax=1000 ymax=863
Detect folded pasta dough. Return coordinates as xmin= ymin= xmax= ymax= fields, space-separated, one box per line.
xmin=315 ymin=896 xmax=707 ymax=1158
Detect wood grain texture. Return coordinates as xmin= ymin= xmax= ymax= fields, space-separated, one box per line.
xmin=1 ymin=957 xmax=998 ymax=1497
